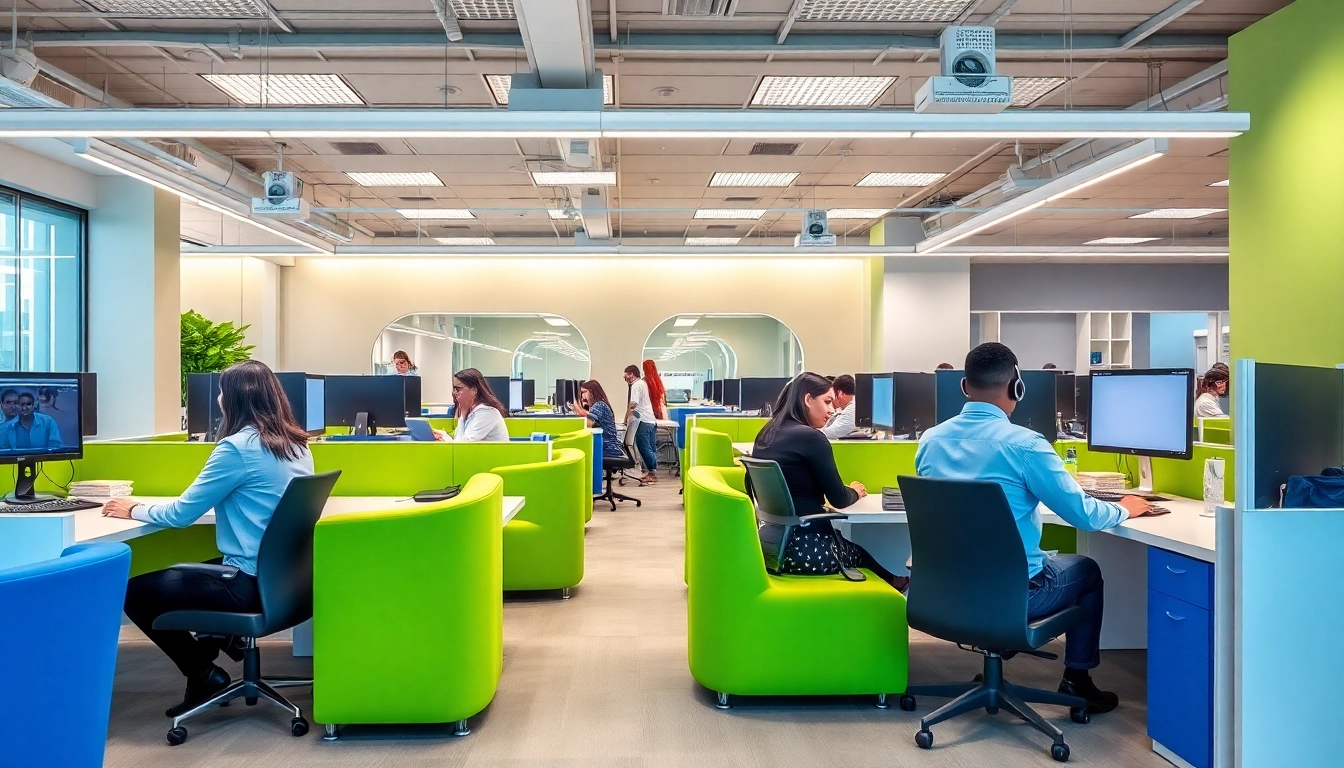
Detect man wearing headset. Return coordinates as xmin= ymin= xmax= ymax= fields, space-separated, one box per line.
xmin=915 ymin=342 xmax=1154 ymax=715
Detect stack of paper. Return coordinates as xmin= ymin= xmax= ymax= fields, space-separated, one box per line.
xmin=1076 ymin=472 xmax=1127 ymax=492
xmin=69 ymin=480 xmax=134 ymax=498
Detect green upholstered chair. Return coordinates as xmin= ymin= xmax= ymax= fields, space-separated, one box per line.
xmin=493 ymin=448 xmax=586 ymax=595
xmin=312 ymin=473 xmax=504 ymax=738
xmin=688 ymin=427 xmax=736 ymax=469
xmin=552 ymin=429 xmax=596 ymax=523
xmin=684 ymin=465 xmax=909 ymax=707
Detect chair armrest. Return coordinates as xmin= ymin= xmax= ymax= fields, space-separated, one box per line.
xmin=798 ymin=512 xmax=848 ymax=524
xmin=169 ymin=562 xmax=241 ymax=580
xmin=756 ymin=511 xmax=847 ymax=526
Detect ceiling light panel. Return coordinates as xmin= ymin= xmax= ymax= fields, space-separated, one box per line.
xmin=87 ymin=0 xmax=264 ymax=15
xmin=1209 ymin=179 xmax=1230 ymax=187
xmin=751 ymin=76 xmax=895 ymax=108
xmin=487 ymin=74 xmax=614 ymax=106
xmin=686 ymin=237 xmax=742 ymax=245
xmin=347 ymin=172 xmax=443 ymax=187
xmin=798 ymin=0 xmax=974 ymax=22
xmin=435 ymin=237 xmax=496 ymax=245
xmin=1086 ymin=237 xmax=1161 ymax=245
xmin=694 ymin=209 xmax=767 ymax=220
xmin=674 ymin=317 xmax=700 ymax=327
xmin=532 ymin=171 xmax=617 ymax=185
xmin=203 ymin=74 xmax=364 ymax=106
xmin=1130 ymin=208 xmax=1226 ymax=219
xmin=542 ymin=316 xmax=570 ymax=327
xmin=448 ymin=0 xmax=515 ymax=19
xmin=397 ymin=209 xmax=474 ymax=220
xmin=856 ymin=172 xmax=947 ymax=187
xmin=1011 ymin=77 xmax=1067 ymax=107
xmin=709 ymin=172 xmax=799 ymax=188
xmin=547 ymin=209 xmax=571 ymax=220
xmin=828 ymin=208 xmax=890 ymax=219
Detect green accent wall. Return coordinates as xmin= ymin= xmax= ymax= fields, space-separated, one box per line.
xmin=1230 ymin=0 xmax=1344 ymax=366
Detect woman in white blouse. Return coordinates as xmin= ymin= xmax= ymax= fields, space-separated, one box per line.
xmin=1194 ymin=366 xmax=1229 ymax=418
xmin=452 ymin=368 xmax=511 ymax=442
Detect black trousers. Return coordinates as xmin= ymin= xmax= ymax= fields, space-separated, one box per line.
xmin=124 ymin=559 xmax=261 ymax=679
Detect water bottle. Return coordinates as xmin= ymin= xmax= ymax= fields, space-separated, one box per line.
xmin=1064 ymin=447 xmax=1079 ymax=478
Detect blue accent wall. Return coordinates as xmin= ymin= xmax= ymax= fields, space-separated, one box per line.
xmin=1149 ymin=313 xmax=1208 ymax=370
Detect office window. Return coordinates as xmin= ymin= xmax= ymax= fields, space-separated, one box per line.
xmin=0 ymin=187 xmax=86 ymax=372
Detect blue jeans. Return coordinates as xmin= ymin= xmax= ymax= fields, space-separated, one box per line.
xmin=634 ymin=421 xmax=658 ymax=472
xmin=1027 ymin=554 xmax=1104 ymax=670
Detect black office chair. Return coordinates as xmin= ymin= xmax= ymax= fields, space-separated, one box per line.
xmin=896 ymin=475 xmax=1088 ymax=763
xmin=155 ymin=470 xmax=341 ymax=746
xmin=595 ymin=437 xmax=642 ymax=510
xmin=739 ymin=458 xmax=860 ymax=580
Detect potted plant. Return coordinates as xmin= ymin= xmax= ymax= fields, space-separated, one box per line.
xmin=180 ymin=310 xmax=254 ymax=428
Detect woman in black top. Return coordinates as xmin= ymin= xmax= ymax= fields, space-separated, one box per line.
xmin=752 ymin=372 xmax=900 ymax=586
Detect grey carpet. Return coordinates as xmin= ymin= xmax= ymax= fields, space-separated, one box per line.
xmin=105 ymin=478 xmax=1169 ymax=767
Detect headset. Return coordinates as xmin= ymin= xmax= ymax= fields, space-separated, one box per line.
xmin=1009 ymin=365 xmax=1027 ymax=402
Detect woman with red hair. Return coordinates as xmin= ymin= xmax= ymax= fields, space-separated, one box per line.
xmin=642 ymin=359 xmax=669 ymax=421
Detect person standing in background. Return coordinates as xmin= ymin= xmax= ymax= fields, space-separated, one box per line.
xmin=623 ymin=365 xmax=659 ymax=484
xmin=391 ymin=350 xmax=418 ymax=376
xmin=936 ymin=363 xmax=955 ymax=370
xmin=642 ymin=359 xmax=669 ymax=421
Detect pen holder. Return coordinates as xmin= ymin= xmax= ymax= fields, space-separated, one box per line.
xmin=1202 ymin=458 xmax=1225 ymax=518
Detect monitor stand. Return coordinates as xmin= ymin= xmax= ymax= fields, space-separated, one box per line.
xmin=1134 ymin=456 xmax=1155 ymax=495
xmin=5 ymin=459 xmax=58 ymax=504
xmin=353 ymin=412 xmax=374 ymax=437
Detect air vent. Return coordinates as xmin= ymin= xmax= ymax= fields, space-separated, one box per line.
xmin=399 ymin=196 xmax=436 ymax=202
xmin=749 ymin=142 xmax=801 ymax=156
xmin=666 ymin=0 xmax=728 ymax=16
xmin=706 ymin=224 xmax=739 ymax=231
xmin=723 ymin=196 xmax=761 ymax=203
xmin=332 ymin=142 xmax=386 ymax=156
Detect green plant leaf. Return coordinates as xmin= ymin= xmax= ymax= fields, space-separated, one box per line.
xmin=181 ymin=309 xmax=255 ymax=405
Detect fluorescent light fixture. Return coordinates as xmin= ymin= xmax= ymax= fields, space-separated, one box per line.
xmin=531 ymin=171 xmax=616 ymax=186
xmin=347 ymin=172 xmax=443 ymax=187
xmin=547 ymin=209 xmax=572 ymax=220
xmin=686 ymin=237 xmax=742 ymax=245
xmin=693 ymin=209 xmax=765 ymax=220
xmin=751 ymin=76 xmax=895 ymax=108
xmin=435 ymin=237 xmax=497 ymax=245
xmin=396 ymin=209 xmax=474 ymax=220
xmin=1043 ymin=152 xmax=1163 ymax=203
xmin=87 ymin=0 xmax=264 ymax=16
xmin=1011 ymin=77 xmax=1067 ymax=107
xmin=1130 ymin=208 xmax=1226 ymax=219
xmin=798 ymin=0 xmax=973 ymax=22
xmin=487 ymin=74 xmax=614 ymax=106
xmin=909 ymin=131 xmax=1240 ymax=139
xmin=674 ymin=317 xmax=700 ymax=327
xmin=203 ymin=74 xmax=364 ymax=106
xmin=857 ymin=172 xmax=947 ymax=187
xmin=709 ymin=172 xmax=799 ymax=188
xmin=1209 ymin=179 xmax=1230 ymax=187
xmin=1086 ymin=237 xmax=1160 ymax=245
xmin=449 ymin=0 xmax=516 ymax=19
xmin=828 ymin=208 xmax=890 ymax=219
xmin=542 ymin=316 xmax=571 ymax=327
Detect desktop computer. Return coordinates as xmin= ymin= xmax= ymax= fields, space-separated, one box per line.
xmin=1055 ymin=373 xmax=1077 ymax=424
xmin=0 ymin=373 xmax=84 ymax=504
xmin=484 ymin=376 xmax=511 ymax=403
xmin=275 ymin=372 xmax=326 ymax=437
xmin=403 ymin=375 xmax=422 ymax=417
xmin=79 ymin=372 xmax=97 ymax=437
xmin=891 ymin=372 xmax=936 ymax=439
xmin=509 ymin=379 xmax=536 ymax=412
xmin=854 ymin=372 xmax=877 ymax=428
xmin=738 ymin=377 xmax=790 ymax=414
xmin=935 ymin=369 xmax=967 ymax=424
xmin=1075 ymin=375 xmax=1092 ymax=431
xmin=1089 ymin=368 xmax=1195 ymax=493
xmin=710 ymin=379 xmax=724 ymax=404
xmin=933 ymin=368 xmax=1058 ymax=442
xmin=722 ymin=379 xmax=743 ymax=410
xmin=186 ymin=372 xmax=224 ymax=440
xmin=870 ymin=374 xmax=894 ymax=434
xmin=324 ymin=375 xmax=411 ymax=436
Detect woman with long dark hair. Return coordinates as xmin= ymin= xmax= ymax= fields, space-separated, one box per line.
xmin=572 ymin=379 xmax=622 ymax=458
xmin=1195 ymin=366 xmax=1229 ymax=418
xmin=103 ymin=360 xmax=315 ymax=717
xmin=451 ymin=368 xmax=510 ymax=442
xmin=391 ymin=349 xmax=418 ymax=376
xmin=752 ymin=372 xmax=901 ymax=586
xmin=642 ymin=359 xmax=669 ymax=421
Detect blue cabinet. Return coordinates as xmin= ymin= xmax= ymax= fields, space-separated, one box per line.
xmin=1147 ymin=548 xmax=1214 ymax=768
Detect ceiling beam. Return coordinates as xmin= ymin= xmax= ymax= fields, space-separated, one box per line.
xmin=514 ymin=0 xmax=595 ymax=88
xmin=776 ymin=0 xmax=805 ymax=46
xmin=609 ymin=0 xmax=618 ymax=43
xmin=428 ymin=0 xmax=464 ymax=42
xmin=1119 ymin=0 xmax=1204 ymax=51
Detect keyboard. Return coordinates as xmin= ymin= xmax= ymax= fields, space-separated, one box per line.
xmin=0 ymin=497 xmax=103 ymax=513
xmin=1084 ymin=490 xmax=1172 ymax=516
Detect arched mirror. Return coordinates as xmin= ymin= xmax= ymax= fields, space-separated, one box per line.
xmin=641 ymin=314 xmax=803 ymax=401
xmin=374 ymin=313 xmax=590 ymax=406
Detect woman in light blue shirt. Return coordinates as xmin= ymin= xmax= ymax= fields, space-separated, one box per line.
xmin=103 ymin=360 xmax=314 ymax=718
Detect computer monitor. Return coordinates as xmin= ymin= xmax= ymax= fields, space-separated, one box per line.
xmin=483 ymin=376 xmax=510 ymax=404
xmin=892 ymin=372 xmax=936 ymax=439
xmin=870 ymin=374 xmax=894 ymax=433
xmin=0 ymin=372 xmax=83 ymax=503
xmin=935 ymin=369 xmax=967 ymax=424
xmin=1055 ymin=373 xmax=1077 ymax=423
xmin=739 ymin=377 xmax=790 ymax=413
xmin=722 ymin=379 xmax=743 ymax=409
xmin=1075 ymin=375 xmax=1092 ymax=430
xmin=186 ymin=372 xmax=223 ymax=439
xmin=1088 ymin=368 xmax=1195 ymax=460
xmin=403 ymin=375 xmax=422 ymax=417
xmin=324 ymin=375 xmax=410 ymax=436
xmin=710 ymin=379 xmax=724 ymax=404
xmin=1013 ymin=370 xmax=1061 ymax=444
xmin=275 ymin=372 xmax=326 ymax=437
xmin=853 ymin=373 xmax=876 ymax=428
xmin=508 ymin=379 xmax=536 ymax=412
xmin=79 ymin=372 xmax=98 ymax=437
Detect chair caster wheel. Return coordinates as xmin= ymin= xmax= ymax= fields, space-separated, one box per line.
xmin=291 ymin=717 xmax=309 ymax=737
xmin=899 ymin=695 xmax=916 ymax=712
xmin=915 ymin=729 xmax=933 ymax=749
xmin=1070 ymin=707 xmax=1090 ymax=724
xmin=166 ymin=726 xmax=188 ymax=746
xmin=1051 ymin=742 xmax=1070 ymax=762
xmin=245 ymin=696 xmax=258 ymax=706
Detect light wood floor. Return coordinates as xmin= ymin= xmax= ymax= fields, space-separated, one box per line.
xmin=104 ymin=477 xmax=1171 ymax=768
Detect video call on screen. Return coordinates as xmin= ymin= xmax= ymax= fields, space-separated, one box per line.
xmin=0 ymin=381 xmax=80 ymax=455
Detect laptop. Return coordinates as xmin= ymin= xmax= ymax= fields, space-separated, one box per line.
xmin=405 ymin=418 xmax=443 ymax=442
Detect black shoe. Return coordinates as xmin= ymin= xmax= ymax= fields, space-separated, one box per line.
xmin=165 ymin=666 xmax=230 ymax=717
xmin=195 ymin=633 xmax=246 ymax=663
xmin=1058 ymin=674 xmax=1119 ymax=714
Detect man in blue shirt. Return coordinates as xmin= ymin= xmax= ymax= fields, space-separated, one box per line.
xmin=0 ymin=392 xmax=64 ymax=451
xmin=916 ymin=343 xmax=1154 ymax=714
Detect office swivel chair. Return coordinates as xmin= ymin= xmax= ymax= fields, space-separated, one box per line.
xmin=596 ymin=434 xmax=642 ymax=510
xmin=154 ymin=470 xmax=341 ymax=746
xmin=617 ymin=419 xmax=648 ymax=488
xmin=897 ymin=475 xmax=1089 ymax=763
xmin=739 ymin=457 xmax=861 ymax=580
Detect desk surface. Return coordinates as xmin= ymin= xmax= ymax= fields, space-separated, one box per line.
xmin=0 ymin=495 xmax=526 ymax=545
xmin=840 ymin=493 xmax=1215 ymax=563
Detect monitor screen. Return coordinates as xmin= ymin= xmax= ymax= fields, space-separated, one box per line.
xmin=935 ymin=369 xmax=967 ymax=424
xmin=0 ymin=374 xmax=82 ymax=461
xmin=1088 ymin=369 xmax=1195 ymax=459
xmin=509 ymin=379 xmax=525 ymax=411
xmin=739 ymin=377 xmax=789 ymax=413
xmin=871 ymin=375 xmax=894 ymax=431
xmin=305 ymin=376 xmax=325 ymax=434
xmin=892 ymin=372 xmax=935 ymax=438
xmin=324 ymin=375 xmax=409 ymax=431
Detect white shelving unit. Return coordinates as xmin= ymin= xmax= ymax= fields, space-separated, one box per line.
xmin=1078 ymin=311 xmax=1133 ymax=371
